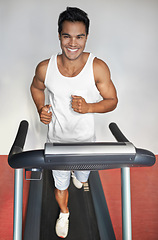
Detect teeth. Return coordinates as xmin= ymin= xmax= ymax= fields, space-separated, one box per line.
xmin=67 ymin=48 xmax=78 ymax=52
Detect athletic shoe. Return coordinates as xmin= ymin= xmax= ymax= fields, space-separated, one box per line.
xmin=55 ymin=212 xmax=69 ymax=238
xmin=71 ymin=171 xmax=83 ymax=189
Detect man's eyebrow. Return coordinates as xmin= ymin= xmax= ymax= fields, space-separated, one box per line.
xmin=77 ymin=34 xmax=86 ymax=37
xmin=61 ymin=33 xmax=86 ymax=37
xmin=61 ymin=33 xmax=70 ymax=36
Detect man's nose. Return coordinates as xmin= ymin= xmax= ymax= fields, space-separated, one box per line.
xmin=69 ymin=37 xmax=76 ymax=46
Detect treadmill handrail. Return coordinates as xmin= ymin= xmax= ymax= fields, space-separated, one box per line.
xmin=8 ymin=121 xmax=156 ymax=170
xmin=8 ymin=120 xmax=29 ymax=158
xmin=109 ymin=122 xmax=129 ymax=142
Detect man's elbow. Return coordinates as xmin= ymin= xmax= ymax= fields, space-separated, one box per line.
xmin=111 ymin=97 xmax=118 ymax=111
xmin=30 ymin=83 xmax=34 ymax=95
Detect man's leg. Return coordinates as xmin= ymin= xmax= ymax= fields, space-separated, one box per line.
xmin=54 ymin=188 xmax=69 ymax=213
xmin=52 ymin=170 xmax=70 ymax=238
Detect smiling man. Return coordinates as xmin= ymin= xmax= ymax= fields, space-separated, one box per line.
xmin=60 ymin=21 xmax=87 ymax=61
xmin=30 ymin=7 xmax=118 ymax=238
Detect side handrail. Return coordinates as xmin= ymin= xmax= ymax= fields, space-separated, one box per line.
xmin=8 ymin=120 xmax=29 ymax=240
xmin=8 ymin=120 xmax=29 ymax=158
xmin=109 ymin=122 xmax=129 ymax=142
xmin=109 ymin=122 xmax=155 ymax=167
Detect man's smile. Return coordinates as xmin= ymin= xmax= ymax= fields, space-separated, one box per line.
xmin=67 ymin=48 xmax=79 ymax=52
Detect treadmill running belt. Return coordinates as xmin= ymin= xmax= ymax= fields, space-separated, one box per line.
xmin=40 ymin=170 xmax=100 ymax=240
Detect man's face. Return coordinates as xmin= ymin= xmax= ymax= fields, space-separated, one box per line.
xmin=59 ymin=21 xmax=88 ymax=61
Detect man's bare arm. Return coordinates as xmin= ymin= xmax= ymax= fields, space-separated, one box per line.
xmin=71 ymin=58 xmax=118 ymax=114
xmin=89 ymin=58 xmax=118 ymax=113
xmin=30 ymin=60 xmax=52 ymax=124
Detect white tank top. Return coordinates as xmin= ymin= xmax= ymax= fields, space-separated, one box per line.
xmin=45 ymin=53 xmax=100 ymax=143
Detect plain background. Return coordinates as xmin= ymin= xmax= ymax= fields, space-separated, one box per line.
xmin=0 ymin=0 xmax=158 ymax=154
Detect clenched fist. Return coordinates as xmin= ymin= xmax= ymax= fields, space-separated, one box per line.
xmin=71 ymin=95 xmax=90 ymax=114
xmin=39 ymin=104 xmax=52 ymax=124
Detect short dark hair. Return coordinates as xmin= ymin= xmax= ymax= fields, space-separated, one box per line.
xmin=58 ymin=7 xmax=90 ymax=36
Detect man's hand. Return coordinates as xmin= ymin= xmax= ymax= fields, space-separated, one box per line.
xmin=71 ymin=95 xmax=90 ymax=114
xmin=39 ymin=104 xmax=52 ymax=124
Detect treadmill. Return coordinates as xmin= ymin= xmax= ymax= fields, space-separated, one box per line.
xmin=8 ymin=121 xmax=156 ymax=240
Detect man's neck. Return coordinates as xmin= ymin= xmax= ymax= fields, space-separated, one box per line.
xmin=57 ymin=52 xmax=89 ymax=77
xmin=61 ymin=52 xmax=85 ymax=66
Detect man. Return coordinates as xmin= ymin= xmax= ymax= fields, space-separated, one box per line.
xmin=30 ymin=7 xmax=118 ymax=238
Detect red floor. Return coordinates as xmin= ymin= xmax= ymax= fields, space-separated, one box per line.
xmin=99 ymin=155 xmax=158 ymax=240
xmin=0 ymin=155 xmax=158 ymax=239
xmin=0 ymin=156 xmax=30 ymax=240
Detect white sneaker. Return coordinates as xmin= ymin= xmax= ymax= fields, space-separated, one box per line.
xmin=55 ymin=212 xmax=69 ymax=238
xmin=71 ymin=172 xmax=83 ymax=189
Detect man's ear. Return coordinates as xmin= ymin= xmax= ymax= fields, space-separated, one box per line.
xmin=58 ymin=33 xmax=61 ymax=40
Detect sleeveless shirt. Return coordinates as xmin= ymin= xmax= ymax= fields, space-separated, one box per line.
xmin=44 ymin=53 xmax=100 ymax=143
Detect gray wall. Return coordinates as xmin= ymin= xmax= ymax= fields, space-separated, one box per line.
xmin=1 ymin=0 xmax=158 ymax=154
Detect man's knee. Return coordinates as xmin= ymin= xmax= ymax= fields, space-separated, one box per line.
xmin=55 ymin=188 xmax=68 ymax=197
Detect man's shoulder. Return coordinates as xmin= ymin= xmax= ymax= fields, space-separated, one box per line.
xmin=36 ymin=59 xmax=50 ymax=71
xmin=93 ymin=57 xmax=110 ymax=75
xmin=92 ymin=56 xmax=111 ymax=83
xmin=35 ymin=59 xmax=50 ymax=82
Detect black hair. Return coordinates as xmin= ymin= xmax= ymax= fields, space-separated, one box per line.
xmin=58 ymin=7 xmax=90 ymax=36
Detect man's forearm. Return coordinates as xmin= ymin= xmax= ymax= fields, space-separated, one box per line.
xmin=88 ymin=98 xmax=118 ymax=113
xmin=30 ymin=85 xmax=45 ymax=113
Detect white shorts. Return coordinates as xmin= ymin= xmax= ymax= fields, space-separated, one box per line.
xmin=52 ymin=170 xmax=90 ymax=190
xmin=49 ymin=136 xmax=95 ymax=191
